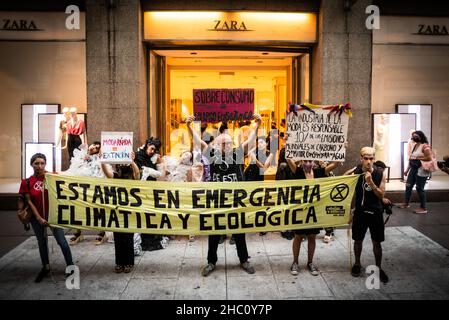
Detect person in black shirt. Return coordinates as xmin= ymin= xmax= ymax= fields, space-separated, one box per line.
xmin=286 ymin=158 xmax=339 ymax=276
xmin=186 ymin=114 xmax=262 ymax=277
xmin=134 ymin=137 xmax=163 ymax=181
xmin=347 ymin=147 xmax=389 ymax=283
xmin=101 ymin=153 xmax=140 ymax=273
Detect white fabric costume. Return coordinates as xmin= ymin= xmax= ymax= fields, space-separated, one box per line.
xmin=64 ymin=145 xmax=106 ymax=178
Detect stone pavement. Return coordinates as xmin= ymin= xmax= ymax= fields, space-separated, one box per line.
xmin=1 ymin=227 xmax=449 ymax=300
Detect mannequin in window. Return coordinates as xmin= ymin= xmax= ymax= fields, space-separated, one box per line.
xmin=56 ymin=107 xmax=71 ymax=171
xmin=66 ymin=107 xmax=87 ymax=159
xmin=373 ymin=114 xmax=388 ymax=163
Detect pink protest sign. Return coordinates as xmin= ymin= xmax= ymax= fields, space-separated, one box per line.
xmin=193 ymin=88 xmax=254 ymax=123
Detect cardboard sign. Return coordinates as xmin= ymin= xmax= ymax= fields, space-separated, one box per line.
xmin=285 ymin=108 xmax=349 ymax=162
xmin=193 ymin=88 xmax=254 ymax=122
xmin=101 ymin=131 xmax=133 ymax=164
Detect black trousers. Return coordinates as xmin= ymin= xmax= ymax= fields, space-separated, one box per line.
xmin=114 ymin=232 xmax=134 ymax=266
xmin=67 ymin=134 xmax=82 ymax=159
xmin=207 ymin=233 xmax=248 ymax=265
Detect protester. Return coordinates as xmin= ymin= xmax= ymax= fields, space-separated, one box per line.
xmin=347 ymin=147 xmax=389 ymax=283
xmin=134 ymin=137 xmax=168 ymax=251
xmin=398 ymin=131 xmax=432 ymax=214
xmin=101 ymin=153 xmax=139 ymax=273
xmin=186 ymin=114 xmax=262 ymax=277
xmin=19 ymin=153 xmax=75 ymax=283
xmin=245 ymin=136 xmax=274 ymax=236
xmin=286 ymin=158 xmax=339 ymax=276
xmin=135 ymin=137 xmax=164 ymax=181
xmin=275 ymin=145 xmax=294 ymax=240
xmin=65 ymin=141 xmax=108 ymax=245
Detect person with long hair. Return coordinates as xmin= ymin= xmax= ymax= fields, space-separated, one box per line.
xmin=102 ymin=153 xmax=140 ymax=273
xmin=398 ymin=130 xmax=432 ymax=214
xmin=19 ymin=153 xmax=74 ymax=282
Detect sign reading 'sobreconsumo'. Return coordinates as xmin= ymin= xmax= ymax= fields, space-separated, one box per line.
xmin=101 ymin=131 xmax=133 ymax=164
xmin=193 ymin=88 xmax=254 ymax=123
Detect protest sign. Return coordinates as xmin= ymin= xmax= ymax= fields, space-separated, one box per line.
xmin=285 ymin=107 xmax=349 ymax=161
xmin=193 ymin=88 xmax=254 ymax=122
xmin=46 ymin=173 xmax=359 ymax=235
xmin=100 ymin=131 xmax=133 ymax=164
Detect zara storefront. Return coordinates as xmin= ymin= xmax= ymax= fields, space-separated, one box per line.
xmin=0 ymin=0 xmax=376 ymax=183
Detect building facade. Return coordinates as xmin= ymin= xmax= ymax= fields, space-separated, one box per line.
xmin=1 ymin=0 xmax=448 ymax=180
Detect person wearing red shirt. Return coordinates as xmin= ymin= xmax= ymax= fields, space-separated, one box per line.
xmin=19 ymin=153 xmax=74 ymax=283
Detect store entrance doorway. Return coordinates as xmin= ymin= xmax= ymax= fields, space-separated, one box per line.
xmin=149 ymin=49 xmax=310 ymax=157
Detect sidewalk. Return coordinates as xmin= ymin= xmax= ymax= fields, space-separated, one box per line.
xmin=1 ymin=227 xmax=448 ymax=300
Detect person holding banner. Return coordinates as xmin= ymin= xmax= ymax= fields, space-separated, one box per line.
xmin=186 ymin=113 xmax=262 ymax=277
xmin=19 ymin=153 xmax=75 ymax=283
xmin=286 ymin=158 xmax=339 ymax=276
xmin=245 ymin=136 xmax=274 ymax=236
xmin=65 ymin=141 xmax=109 ymax=245
xmin=135 ymin=137 xmax=164 ymax=181
xmin=347 ymin=147 xmax=389 ymax=283
xmin=135 ymin=137 xmax=168 ymax=251
xmin=101 ymin=153 xmax=140 ymax=273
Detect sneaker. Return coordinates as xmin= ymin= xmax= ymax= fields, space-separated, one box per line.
xmin=35 ymin=267 xmax=50 ymax=283
xmin=241 ymin=261 xmax=255 ymax=274
xmin=229 ymin=236 xmax=235 ymax=245
xmin=114 ymin=265 xmax=124 ymax=273
xmin=413 ymin=207 xmax=428 ymax=214
xmin=379 ymin=269 xmax=389 ymax=283
xmin=323 ymin=235 xmax=332 ymax=243
xmin=201 ymin=263 xmax=216 ymax=277
xmin=397 ymin=203 xmax=410 ymax=209
xmin=307 ymin=262 xmax=319 ymax=276
xmin=290 ymin=262 xmax=299 ymax=275
xmin=351 ymin=264 xmax=361 ymax=277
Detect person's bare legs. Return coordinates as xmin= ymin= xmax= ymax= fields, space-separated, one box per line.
xmin=372 ymin=240 xmax=382 ymax=268
xmin=307 ymin=234 xmax=316 ymax=263
xmin=292 ymin=234 xmax=303 ymax=264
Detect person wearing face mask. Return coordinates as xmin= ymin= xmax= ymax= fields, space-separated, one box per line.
xmin=286 ymin=158 xmax=339 ymax=276
xmin=398 ymin=131 xmax=432 ymax=214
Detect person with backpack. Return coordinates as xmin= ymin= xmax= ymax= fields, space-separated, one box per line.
xmin=19 ymin=153 xmax=75 ymax=283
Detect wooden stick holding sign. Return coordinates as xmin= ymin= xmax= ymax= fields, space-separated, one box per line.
xmin=100 ymin=131 xmax=133 ymax=164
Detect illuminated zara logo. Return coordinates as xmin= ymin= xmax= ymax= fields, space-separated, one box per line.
xmin=209 ymin=20 xmax=253 ymax=32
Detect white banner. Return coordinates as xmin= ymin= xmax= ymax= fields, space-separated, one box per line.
xmin=285 ymin=108 xmax=349 ymax=162
xmin=101 ymin=132 xmax=133 ymax=164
